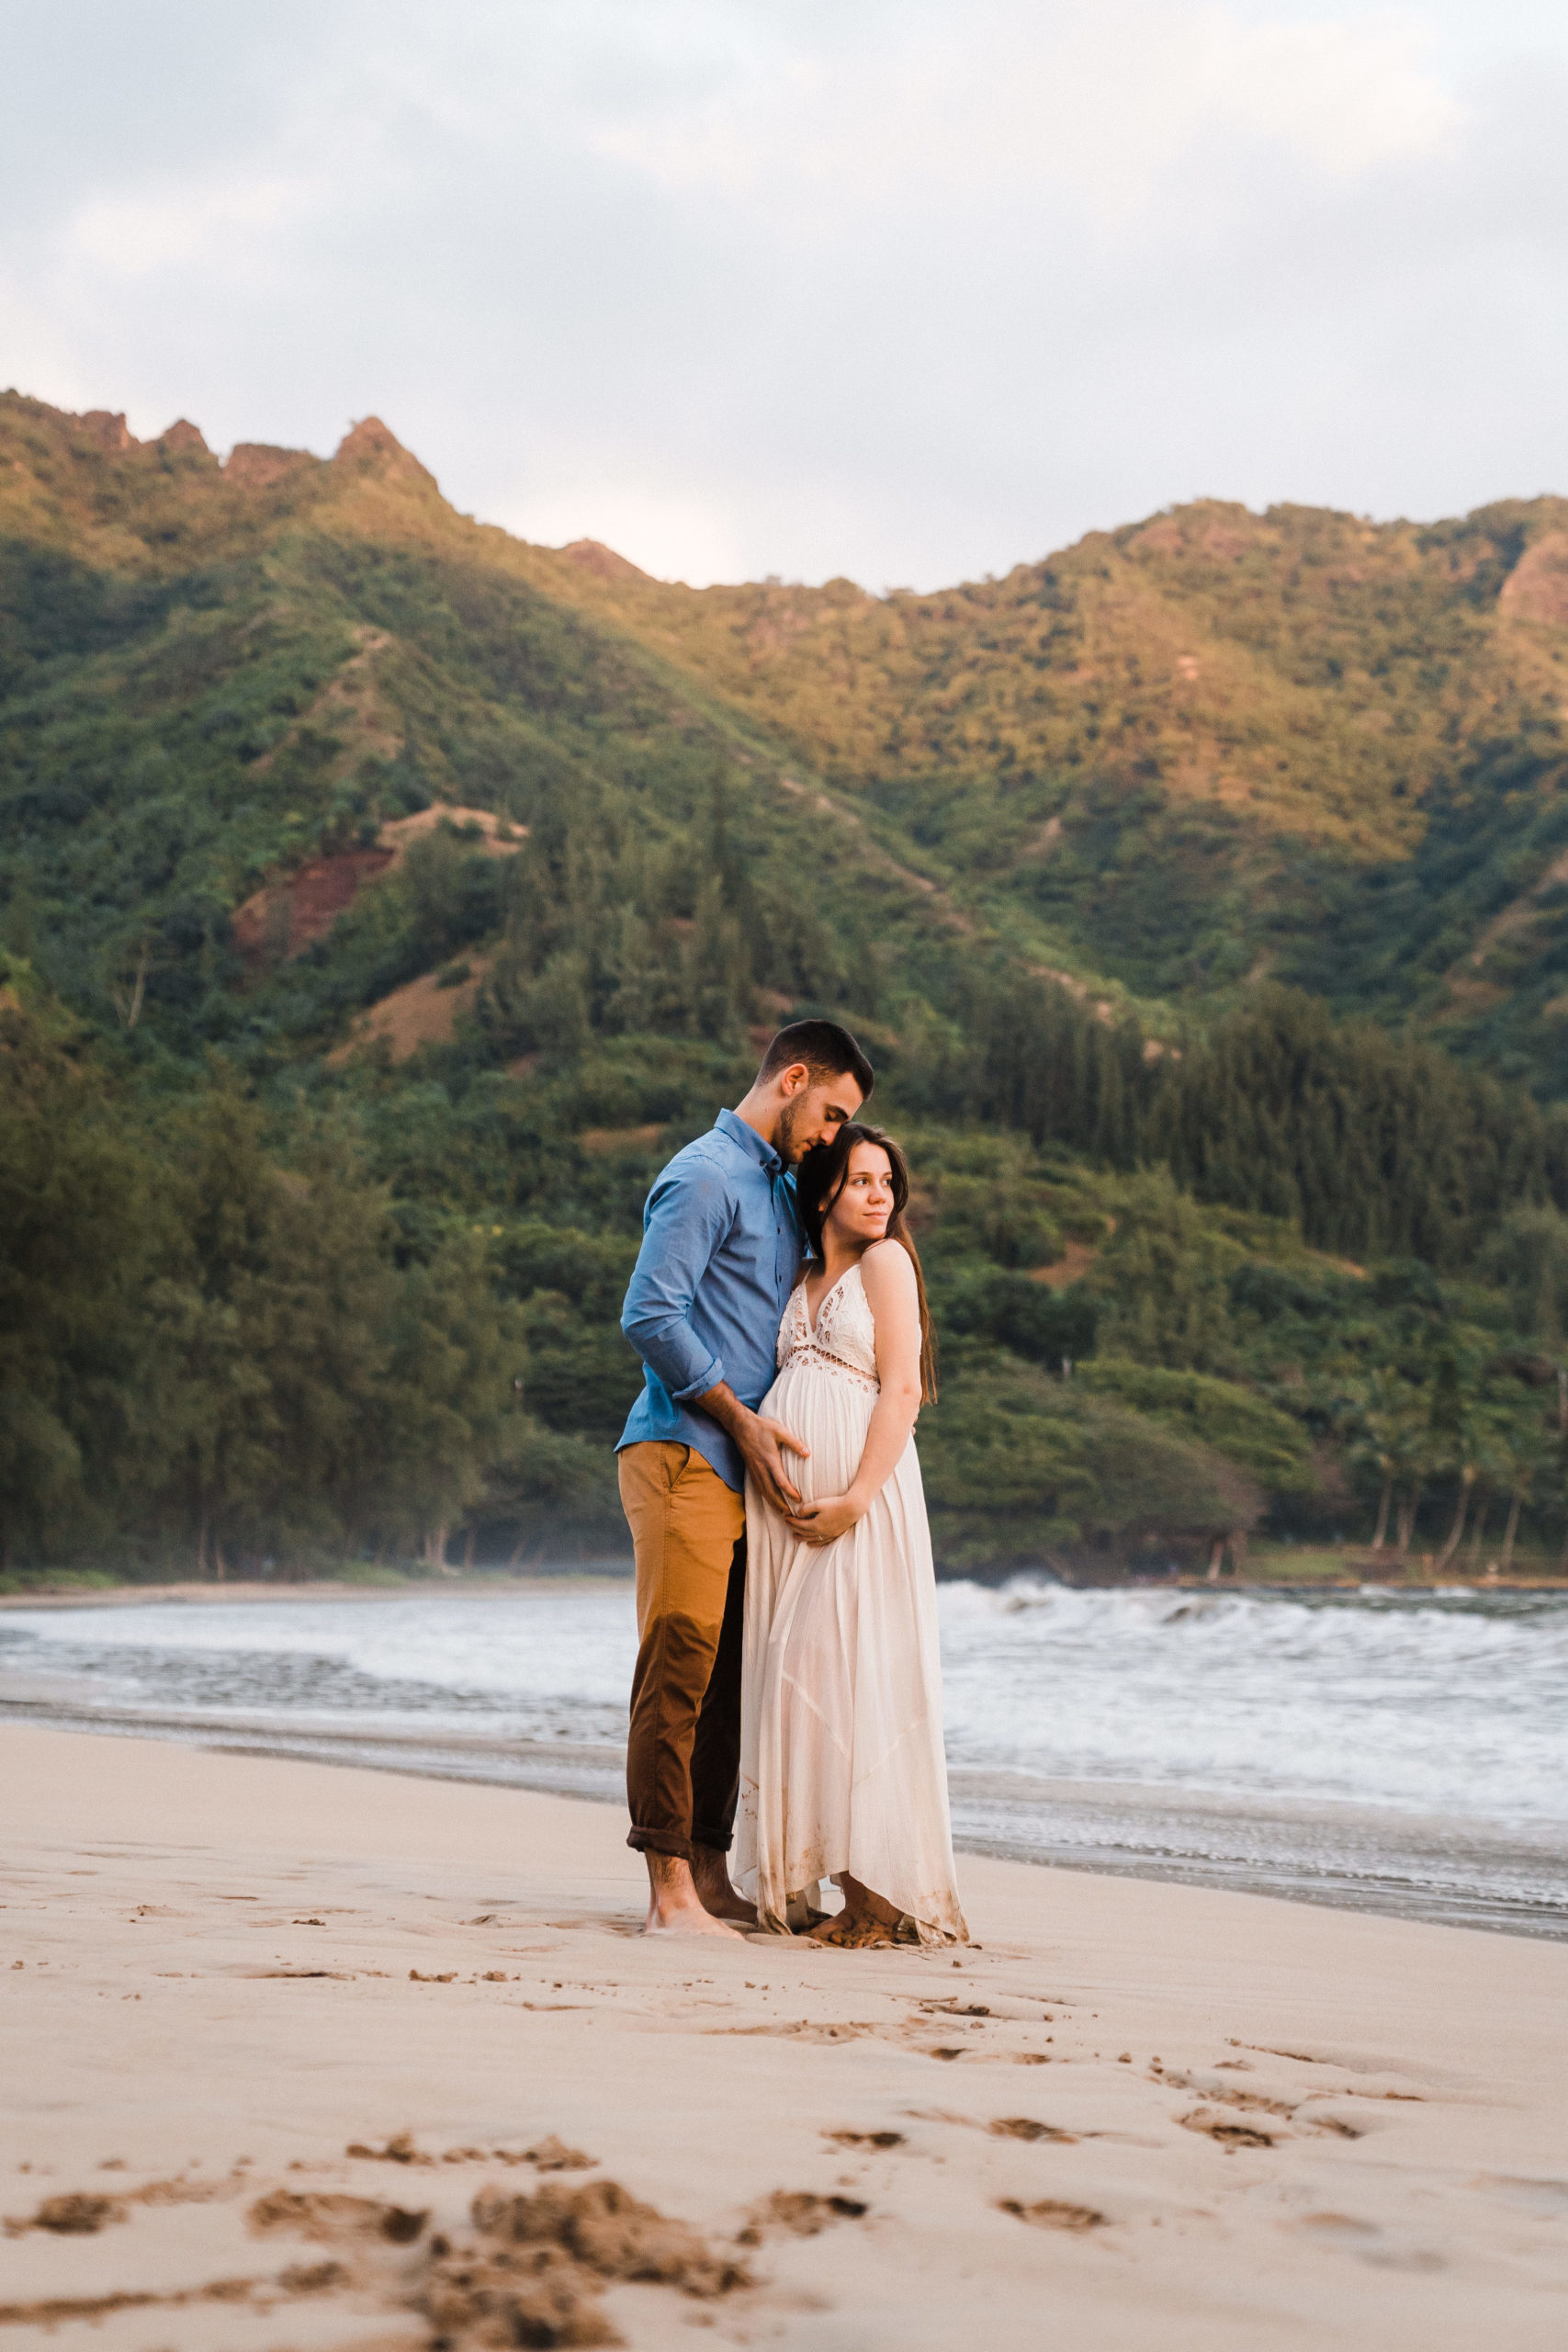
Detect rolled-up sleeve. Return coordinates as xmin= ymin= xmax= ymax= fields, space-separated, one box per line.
xmin=621 ymin=1160 xmax=734 ymax=1401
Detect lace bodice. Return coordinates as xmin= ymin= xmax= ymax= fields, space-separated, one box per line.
xmin=776 ymin=1260 xmax=880 ymax=1392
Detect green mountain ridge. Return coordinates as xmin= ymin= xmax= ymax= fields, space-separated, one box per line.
xmin=6 ymin=390 xmax=1568 ymax=1580
xmin=529 ymin=492 xmax=1568 ymax=1084
xmin=8 ymin=394 xmax=1568 ymax=1080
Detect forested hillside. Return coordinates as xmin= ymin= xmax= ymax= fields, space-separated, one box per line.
xmin=529 ymin=499 xmax=1568 ymax=1090
xmin=6 ymin=391 xmax=1568 ymax=1581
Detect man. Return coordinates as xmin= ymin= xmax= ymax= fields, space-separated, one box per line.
xmin=617 ymin=1019 xmax=874 ymax=1937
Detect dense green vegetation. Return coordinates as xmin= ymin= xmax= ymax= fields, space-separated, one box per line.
xmin=6 ymin=393 xmax=1568 ymax=1580
xmin=536 ymin=496 xmax=1568 ymax=1091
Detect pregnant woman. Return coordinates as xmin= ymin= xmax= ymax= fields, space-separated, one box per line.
xmin=736 ymin=1122 xmax=967 ymax=1947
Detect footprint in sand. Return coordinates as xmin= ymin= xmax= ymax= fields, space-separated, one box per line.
xmin=999 ymin=2197 xmax=1105 ymax=2233
xmin=5 ymin=2171 xmax=751 ymax=2344
xmin=738 ymin=2190 xmax=868 ymax=2243
xmin=1179 ymin=2108 xmax=1277 ymax=2149
xmin=5 ymin=2193 xmax=125 ymax=2236
xmin=250 ymin=2188 xmax=430 ymax=2243
xmin=347 ymin=2132 xmax=597 ymax=2173
xmin=345 ymin=2132 xmax=436 ymax=2166
xmin=1167 ymin=2074 xmax=1367 ymax=2140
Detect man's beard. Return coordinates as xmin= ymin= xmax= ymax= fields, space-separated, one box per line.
xmin=776 ymin=1097 xmax=813 ymax=1166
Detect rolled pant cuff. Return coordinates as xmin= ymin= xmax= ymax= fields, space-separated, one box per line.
xmin=626 ymin=1826 xmax=694 ymax=1861
xmin=692 ymin=1823 xmax=734 ymax=1854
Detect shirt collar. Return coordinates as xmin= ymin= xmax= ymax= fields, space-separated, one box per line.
xmin=715 ymin=1105 xmax=783 ymax=1178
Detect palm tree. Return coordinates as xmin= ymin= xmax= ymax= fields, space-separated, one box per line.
xmin=1341 ymin=1367 xmax=1430 ymax=1560
xmin=1483 ymin=1402 xmax=1559 ymax=1577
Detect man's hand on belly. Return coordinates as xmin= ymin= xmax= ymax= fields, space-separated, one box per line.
xmin=742 ymin=1413 xmax=812 ymax=1511
xmin=698 ymin=1381 xmax=809 ymax=1511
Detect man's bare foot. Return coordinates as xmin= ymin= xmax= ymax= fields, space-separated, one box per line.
xmin=692 ymin=1846 xmax=758 ymax=1926
xmin=642 ymin=1852 xmax=744 ymax=1938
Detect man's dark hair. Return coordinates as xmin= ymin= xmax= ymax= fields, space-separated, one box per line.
xmin=756 ymin=1019 xmax=874 ymax=1101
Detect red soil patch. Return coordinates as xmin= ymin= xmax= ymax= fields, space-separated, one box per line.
xmin=233 ymin=848 xmax=393 ymax=968
xmin=233 ymin=807 xmax=525 ymax=974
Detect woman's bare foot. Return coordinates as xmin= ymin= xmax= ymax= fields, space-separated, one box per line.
xmin=807 ymin=1872 xmax=902 ymax=1948
xmin=692 ymin=1847 xmax=759 ymax=1927
xmin=808 ymin=1910 xmax=898 ymax=1948
xmin=642 ymin=1854 xmax=745 ymax=1937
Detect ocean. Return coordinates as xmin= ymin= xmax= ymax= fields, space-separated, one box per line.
xmin=3 ymin=1579 xmax=1564 ymax=1939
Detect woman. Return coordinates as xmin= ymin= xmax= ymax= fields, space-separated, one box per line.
xmin=736 ymin=1123 xmax=967 ymax=1947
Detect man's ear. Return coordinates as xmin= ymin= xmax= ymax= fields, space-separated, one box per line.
xmin=777 ymin=1060 xmax=811 ymax=1097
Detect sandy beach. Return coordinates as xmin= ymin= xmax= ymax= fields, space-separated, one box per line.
xmin=4 ymin=1724 xmax=1566 ymax=2351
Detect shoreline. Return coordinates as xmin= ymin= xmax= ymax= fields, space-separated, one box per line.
xmin=5 ymin=1686 xmax=1562 ymax=1945
xmin=6 ymin=1567 xmax=1568 ymax=1611
xmin=6 ymin=1721 xmax=1566 ymax=2349
xmin=6 ymin=1580 xmax=1562 ymax=1948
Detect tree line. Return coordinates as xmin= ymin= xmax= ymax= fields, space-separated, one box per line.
xmin=917 ymin=972 xmax=1568 ymax=1273
xmin=371 ymin=793 xmax=1568 ymax=1287
xmin=0 ymin=1006 xmax=578 ymax=1576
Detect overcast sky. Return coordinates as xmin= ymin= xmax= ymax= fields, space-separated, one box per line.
xmin=3 ymin=1 xmax=1565 ymax=588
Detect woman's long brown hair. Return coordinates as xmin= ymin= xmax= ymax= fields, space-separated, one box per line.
xmin=796 ymin=1122 xmax=938 ymax=1402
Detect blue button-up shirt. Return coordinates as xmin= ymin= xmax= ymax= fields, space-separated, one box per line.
xmin=617 ymin=1108 xmax=804 ymax=1492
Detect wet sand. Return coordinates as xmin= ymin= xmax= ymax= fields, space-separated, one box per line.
xmin=4 ymin=1722 xmax=1566 ymax=2349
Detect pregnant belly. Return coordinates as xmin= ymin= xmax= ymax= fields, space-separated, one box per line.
xmin=761 ymin=1362 xmax=875 ymax=1502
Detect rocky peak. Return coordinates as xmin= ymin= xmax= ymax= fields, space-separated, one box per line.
xmin=558 ymin=538 xmax=651 ymax=583
xmin=78 ymin=410 xmax=138 ymax=454
xmin=332 ymin=417 xmax=436 ymax=490
xmin=224 ymin=443 xmax=313 ymax=490
xmin=158 ymin=419 xmax=211 ymax=457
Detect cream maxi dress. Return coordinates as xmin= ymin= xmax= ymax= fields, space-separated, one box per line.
xmin=736 ymin=1254 xmax=967 ymax=1943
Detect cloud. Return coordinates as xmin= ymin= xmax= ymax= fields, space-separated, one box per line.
xmin=0 ymin=1 xmax=1563 ymax=586
xmin=585 ymin=2 xmax=1461 ymax=217
xmin=0 ymin=266 xmax=95 ymax=413
xmin=67 ymin=175 xmax=324 ymax=280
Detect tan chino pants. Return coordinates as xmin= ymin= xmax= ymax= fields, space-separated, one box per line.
xmin=618 ymin=1442 xmax=747 ymax=1862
